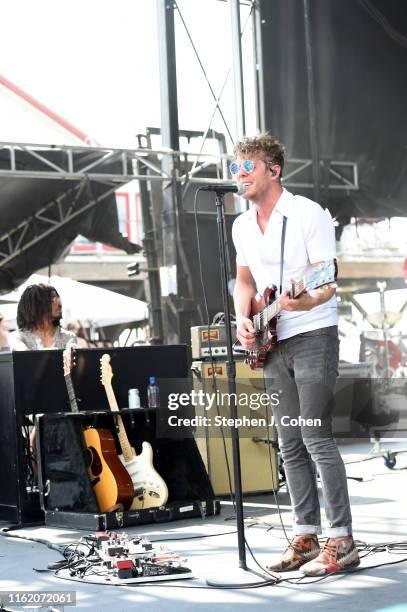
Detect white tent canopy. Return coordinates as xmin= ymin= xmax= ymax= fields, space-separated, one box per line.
xmin=0 ymin=274 xmax=148 ymax=329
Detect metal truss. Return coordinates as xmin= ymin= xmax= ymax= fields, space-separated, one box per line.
xmin=0 ymin=141 xmax=359 ymax=188
xmin=0 ymin=178 xmax=120 ymax=268
xmin=179 ymin=155 xmax=359 ymax=190
xmin=0 ymin=141 xmax=169 ymax=183
xmin=0 ymin=141 xmax=359 ymax=270
xmin=283 ymin=158 xmax=359 ymax=191
xmin=0 ymin=141 xmax=171 ymax=271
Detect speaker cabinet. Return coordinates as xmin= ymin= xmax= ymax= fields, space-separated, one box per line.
xmin=191 ymin=360 xmax=279 ymax=496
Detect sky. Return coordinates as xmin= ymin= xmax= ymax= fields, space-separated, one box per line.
xmin=1 ymin=0 xmax=257 ymax=150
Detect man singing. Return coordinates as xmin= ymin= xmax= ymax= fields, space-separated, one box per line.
xmin=232 ymin=133 xmax=359 ymax=576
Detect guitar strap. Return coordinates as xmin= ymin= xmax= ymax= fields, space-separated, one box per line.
xmin=279 ymin=215 xmax=287 ymax=295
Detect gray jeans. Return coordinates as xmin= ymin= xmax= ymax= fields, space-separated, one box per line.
xmin=264 ymin=325 xmax=353 ymax=538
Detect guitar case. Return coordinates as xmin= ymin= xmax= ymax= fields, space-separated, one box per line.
xmin=36 ymin=415 xmax=99 ymax=513
xmin=35 ymin=411 xmax=220 ymax=530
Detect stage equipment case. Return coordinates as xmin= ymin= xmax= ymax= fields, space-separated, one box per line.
xmin=0 ymin=346 xmax=219 ymax=528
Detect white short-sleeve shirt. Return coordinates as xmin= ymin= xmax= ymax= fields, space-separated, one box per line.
xmin=232 ymin=188 xmax=338 ymax=341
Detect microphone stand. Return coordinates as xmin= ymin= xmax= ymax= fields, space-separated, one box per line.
xmin=206 ymin=187 xmax=282 ymax=588
xmin=207 ymin=191 xmax=271 ymax=586
xmin=214 ymin=190 xmax=246 ymax=570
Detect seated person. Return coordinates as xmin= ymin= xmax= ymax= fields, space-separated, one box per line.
xmin=9 ymin=283 xmax=78 ymax=475
xmin=10 ymin=283 xmax=77 ymax=350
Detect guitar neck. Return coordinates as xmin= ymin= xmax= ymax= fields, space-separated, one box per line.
xmin=104 ymin=384 xmax=134 ymax=463
xmin=264 ymin=278 xmax=306 ymax=326
xmin=64 ymin=373 xmax=80 ymax=413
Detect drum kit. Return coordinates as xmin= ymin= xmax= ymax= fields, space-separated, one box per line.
xmin=347 ymin=281 xmax=407 ymax=467
xmin=343 ymin=280 xmax=407 ymax=379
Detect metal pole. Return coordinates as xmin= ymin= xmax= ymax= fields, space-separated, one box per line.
xmin=215 ymin=191 xmax=247 ymax=569
xmin=156 ymin=0 xmax=181 ymax=343
xmin=135 ymin=142 xmax=164 ymax=344
xmin=252 ymin=0 xmax=267 ymax=132
xmin=230 ymin=0 xmax=246 ymax=139
xmin=377 ymin=281 xmax=391 ymax=378
xmin=303 ymin=0 xmax=321 ymax=203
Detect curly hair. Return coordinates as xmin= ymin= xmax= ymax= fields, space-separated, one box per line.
xmin=233 ymin=133 xmax=285 ymax=176
xmin=17 ymin=284 xmax=60 ymax=330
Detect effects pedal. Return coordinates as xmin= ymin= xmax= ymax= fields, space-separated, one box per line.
xmin=55 ymin=530 xmax=194 ymax=585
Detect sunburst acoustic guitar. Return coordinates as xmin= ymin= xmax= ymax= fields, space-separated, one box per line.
xmin=63 ymin=348 xmax=134 ymax=512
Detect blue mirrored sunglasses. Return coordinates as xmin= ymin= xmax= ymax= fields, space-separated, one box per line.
xmin=229 ymin=159 xmax=255 ymax=175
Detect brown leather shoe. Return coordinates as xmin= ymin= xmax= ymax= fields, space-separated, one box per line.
xmin=267 ymin=534 xmax=320 ymax=572
xmin=300 ymin=535 xmax=360 ymax=576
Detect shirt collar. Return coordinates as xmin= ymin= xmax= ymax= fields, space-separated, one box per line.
xmin=246 ymin=188 xmax=294 ymax=220
xmin=273 ymin=188 xmax=294 ymax=218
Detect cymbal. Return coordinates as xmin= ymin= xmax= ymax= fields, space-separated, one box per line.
xmin=366 ymin=311 xmax=402 ymax=327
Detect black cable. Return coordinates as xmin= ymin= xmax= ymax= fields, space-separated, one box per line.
xmin=47 ymin=538 xmax=407 ymax=587
xmin=264 ymin=401 xmax=293 ymax=545
xmin=149 ymin=529 xmax=237 ymax=542
xmin=53 ymin=548 xmax=407 ymax=588
xmin=344 ymin=449 xmax=407 ymax=465
xmin=0 ymin=527 xmax=65 ymax=553
xmin=357 ymin=0 xmax=407 ymax=50
xmin=4 ymin=525 xmax=407 ymax=589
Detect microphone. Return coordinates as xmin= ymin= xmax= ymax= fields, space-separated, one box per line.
xmin=201 ymin=183 xmax=246 ymax=196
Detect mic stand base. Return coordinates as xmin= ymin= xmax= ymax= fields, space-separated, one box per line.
xmin=206 ymin=565 xmax=278 ymax=587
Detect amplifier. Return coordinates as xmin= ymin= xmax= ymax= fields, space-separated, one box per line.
xmin=191 ymin=324 xmax=244 ymax=360
xmin=191 ymin=360 xmax=279 ymax=495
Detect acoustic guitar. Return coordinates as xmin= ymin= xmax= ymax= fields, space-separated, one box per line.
xmin=100 ymin=353 xmax=168 ymax=510
xmin=243 ymin=260 xmax=337 ymax=369
xmin=63 ymin=348 xmax=134 ymax=512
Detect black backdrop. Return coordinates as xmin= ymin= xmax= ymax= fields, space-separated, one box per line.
xmin=258 ymin=0 xmax=407 ymax=221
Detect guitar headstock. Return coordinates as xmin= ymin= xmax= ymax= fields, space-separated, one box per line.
xmin=100 ymin=353 xmax=113 ymax=388
xmin=63 ymin=347 xmax=76 ymax=376
xmin=306 ymin=259 xmax=337 ymax=291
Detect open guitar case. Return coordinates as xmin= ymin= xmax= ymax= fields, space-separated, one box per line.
xmin=36 ymin=411 xmax=219 ymax=530
xmin=33 ymin=346 xmax=220 ymax=530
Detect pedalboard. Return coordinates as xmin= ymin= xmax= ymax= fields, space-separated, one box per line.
xmin=54 ymin=530 xmax=194 ymax=585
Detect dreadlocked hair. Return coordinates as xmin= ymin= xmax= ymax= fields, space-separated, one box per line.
xmin=17 ymin=284 xmax=59 ymax=331
xmin=233 ymin=133 xmax=285 ymax=176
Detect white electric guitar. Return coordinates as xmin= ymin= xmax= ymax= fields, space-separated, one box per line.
xmin=100 ymin=354 xmax=168 ymax=510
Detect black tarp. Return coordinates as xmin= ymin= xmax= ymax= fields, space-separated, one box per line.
xmin=0 ymin=148 xmax=141 ymax=292
xmin=259 ymin=0 xmax=407 ymax=221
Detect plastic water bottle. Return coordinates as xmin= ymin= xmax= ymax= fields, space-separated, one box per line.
xmin=147 ymin=376 xmax=160 ymax=409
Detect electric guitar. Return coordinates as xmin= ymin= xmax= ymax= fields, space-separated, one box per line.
xmin=243 ymin=260 xmax=337 ymax=369
xmin=63 ymin=348 xmax=135 ymax=512
xmin=100 ymin=354 xmax=169 ymax=510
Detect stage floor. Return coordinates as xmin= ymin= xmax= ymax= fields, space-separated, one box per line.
xmin=1 ymin=439 xmax=407 ymax=612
